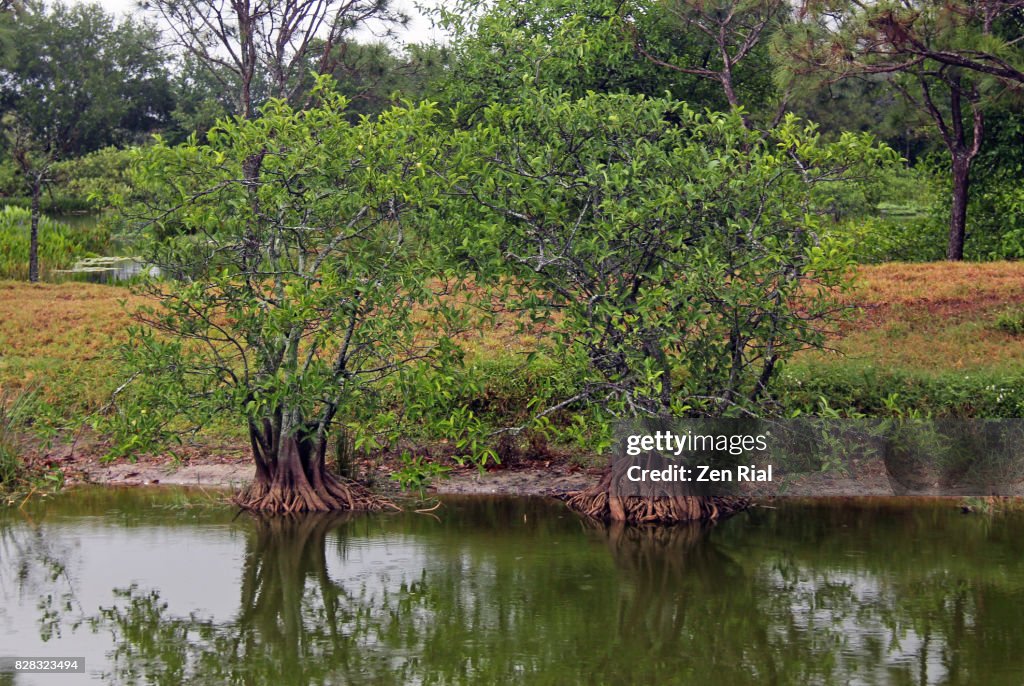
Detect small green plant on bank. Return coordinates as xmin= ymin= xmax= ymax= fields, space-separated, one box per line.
xmin=959 ymin=496 xmax=1024 ymax=515
xmin=993 ymin=309 xmax=1024 ymax=336
xmin=779 ymin=363 xmax=1024 ymax=418
xmin=0 ymin=397 xmax=24 ymax=488
xmin=390 ymin=451 xmax=451 ymax=498
xmin=0 ymin=389 xmax=64 ymax=500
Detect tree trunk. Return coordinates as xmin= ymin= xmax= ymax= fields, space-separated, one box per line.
xmin=28 ymin=179 xmax=41 ymax=282
xmin=236 ymin=429 xmax=395 ymax=514
xmin=906 ymin=68 xmax=982 ymax=261
xmin=947 ymin=154 xmax=971 ymax=261
xmin=234 ymin=1 xmax=257 ymax=119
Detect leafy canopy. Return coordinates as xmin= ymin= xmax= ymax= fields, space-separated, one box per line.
xmin=443 ymin=90 xmax=899 ymax=421
xmin=112 ymin=82 xmax=460 ymax=458
xmin=0 ymin=1 xmax=172 ymax=158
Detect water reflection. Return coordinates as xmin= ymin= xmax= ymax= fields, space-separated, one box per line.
xmin=2 ymin=493 xmax=1024 ymax=685
xmin=54 ymin=257 xmax=157 ymax=284
xmin=96 ymin=514 xmax=372 ymax=685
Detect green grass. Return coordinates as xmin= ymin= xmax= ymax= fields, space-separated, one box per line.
xmin=0 ymin=388 xmax=65 ymax=496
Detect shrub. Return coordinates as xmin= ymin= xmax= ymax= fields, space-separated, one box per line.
xmin=0 ymin=390 xmax=35 ymax=491
xmin=443 ymin=92 xmax=898 ymax=425
xmin=821 ymin=166 xmax=946 ymax=263
xmin=779 ymin=363 xmax=1024 ymax=418
xmin=993 ymin=309 xmax=1024 ymax=336
xmin=826 ymin=215 xmax=945 ymax=263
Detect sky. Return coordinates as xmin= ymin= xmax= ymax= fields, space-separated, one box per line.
xmin=74 ymin=0 xmax=452 ymax=48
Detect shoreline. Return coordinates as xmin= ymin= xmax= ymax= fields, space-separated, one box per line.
xmin=54 ymin=451 xmax=1018 ymax=504
xmin=53 ymin=445 xmax=599 ymax=498
xmin=20 ymin=434 xmax=1023 ymax=504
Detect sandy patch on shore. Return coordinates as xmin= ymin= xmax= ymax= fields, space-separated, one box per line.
xmin=57 ymin=443 xmax=599 ymax=497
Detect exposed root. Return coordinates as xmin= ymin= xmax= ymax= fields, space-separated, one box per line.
xmin=560 ymin=468 xmax=749 ymax=524
xmin=561 ymin=488 xmax=748 ymax=524
xmin=414 ymin=500 xmax=443 ymax=513
xmin=234 ymin=469 xmax=398 ymax=514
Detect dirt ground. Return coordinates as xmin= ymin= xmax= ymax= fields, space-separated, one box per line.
xmin=69 ymin=459 xmax=600 ymax=497
xmin=29 ymin=434 xmax=600 ymax=497
xmin=29 ymin=435 xmax=971 ymax=500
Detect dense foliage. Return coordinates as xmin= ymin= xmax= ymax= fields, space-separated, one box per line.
xmin=2 ymin=0 xmax=1023 ymax=511
xmin=0 ymin=0 xmax=1021 ymax=264
xmin=114 ymin=85 xmax=465 ymax=510
xmin=442 ymin=91 xmax=898 ymax=420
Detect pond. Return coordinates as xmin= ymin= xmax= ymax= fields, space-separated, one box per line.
xmin=1 ymin=489 xmax=1023 ymax=685
xmin=47 ymin=212 xmax=153 ymax=284
xmin=53 ymin=256 xmax=156 ymax=284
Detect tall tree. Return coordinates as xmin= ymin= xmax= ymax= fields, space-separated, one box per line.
xmin=435 ymin=0 xmax=727 ymax=121
xmin=973 ymin=103 xmax=1024 ymax=257
xmin=322 ymin=41 xmax=450 ymax=120
xmin=141 ymin=0 xmax=409 ymax=119
xmin=781 ymin=0 xmax=1024 ymax=259
xmin=166 ymin=54 xmax=238 ymax=142
xmin=436 ymin=0 xmax=786 ymax=127
xmin=0 ymin=1 xmax=172 ymax=281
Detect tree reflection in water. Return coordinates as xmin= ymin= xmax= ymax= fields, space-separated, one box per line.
xmin=94 ymin=514 xmax=385 ymax=685
xmin=65 ymin=499 xmax=1024 ymax=686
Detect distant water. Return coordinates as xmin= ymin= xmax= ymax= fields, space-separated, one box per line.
xmin=54 ymin=257 xmax=158 ymax=284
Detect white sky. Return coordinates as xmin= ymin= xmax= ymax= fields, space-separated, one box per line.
xmin=74 ymin=0 xmax=451 ymax=48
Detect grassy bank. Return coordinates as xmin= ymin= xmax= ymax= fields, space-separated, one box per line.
xmin=0 ymin=281 xmax=141 ymax=414
xmin=782 ymin=262 xmax=1024 ymax=417
xmin=1 ymin=262 xmax=1023 ymax=456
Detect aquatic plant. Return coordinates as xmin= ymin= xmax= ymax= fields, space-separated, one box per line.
xmin=0 ymin=206 xmax=83 ymax=280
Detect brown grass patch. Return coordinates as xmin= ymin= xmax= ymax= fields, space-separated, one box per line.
xmin=0 ymin=281 xmax=143 ymax=409
xmin=802 ymin=262 xmax=1024 ymax=373
xmin=4 ymin=261 xmax=1024 ymax=415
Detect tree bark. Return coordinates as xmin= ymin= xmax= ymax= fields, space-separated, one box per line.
xmin=947 ymin=153 xmax=971 ymax=261
xmin=28 ymin=178 xmax=40 ymax=282
xmin=912 ymin=70 xmax=982 ymax=262
xmin=235 ymin=0 xmax=257 ymax=119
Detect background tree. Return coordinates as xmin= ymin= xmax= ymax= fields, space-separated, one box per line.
xmin=322 ymin=41 xmax=450 ymax=121
xmin=781 ymin=0 xmax=1024 ymax=259
xmin=0 ymin=1 xmax=171 ymax=281
xmin=785 ymin=74 xmax=932 ymax=158
xmin=792 ymin=0 xmax=1024 ymax=85
xmin=119 ymin=84 xmax=460 ymax=512
xmin=627 ymin=0 xmax=790 ymax=126
xmin=434 ymin=0 xmax=724 ymax=121
xmin=435 ymin=0 xmax=789 ymax=128
xmin=273 ymin=39 xmax=451 ymax=122
xmin=166 ymin=55 xmax=239 ymax=142
xmin=972 ymin=104 xmax=1024 ymax=257
xmin=141 ymin=0 xmax=409 ymax=119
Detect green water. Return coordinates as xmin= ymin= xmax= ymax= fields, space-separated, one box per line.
xmin=1 ymin=489 xmax=1023 ymax=685
xmin=51 ymin=214 xmax=102 ymax=232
